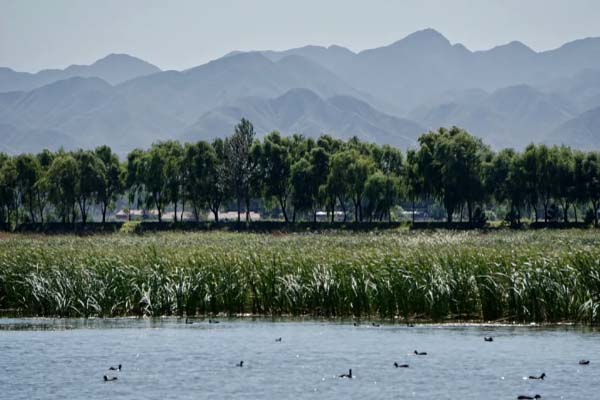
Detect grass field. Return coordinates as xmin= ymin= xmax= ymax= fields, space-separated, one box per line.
xmin=1 ymin=230 xmax=599 ymax=323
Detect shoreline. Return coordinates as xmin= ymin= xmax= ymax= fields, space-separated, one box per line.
xmin=0 ymin=315 xmax=595 ymax=329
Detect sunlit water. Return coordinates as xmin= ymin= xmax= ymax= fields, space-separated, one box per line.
xmin=0 ymin=319 xmax=598 ymax=399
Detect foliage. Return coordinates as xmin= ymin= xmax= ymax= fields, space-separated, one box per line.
xmin=2 ymin=230 xmax=600 ymax=324
xmin=2 ymin=120 xmax=600 ymax=228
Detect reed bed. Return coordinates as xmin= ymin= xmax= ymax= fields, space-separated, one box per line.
xmin=1 ymin=230 xmax=599 ymax=323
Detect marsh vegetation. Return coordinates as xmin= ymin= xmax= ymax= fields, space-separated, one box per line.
xmin=1 ymin=230 xmax=599 ymax=323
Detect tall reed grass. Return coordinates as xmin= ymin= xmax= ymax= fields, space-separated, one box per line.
xmin=1 ymin=230 xmax=599 ymax=323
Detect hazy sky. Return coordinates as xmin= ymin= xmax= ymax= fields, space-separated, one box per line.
xmin=1 ymin=0 xmax=599 ymax=72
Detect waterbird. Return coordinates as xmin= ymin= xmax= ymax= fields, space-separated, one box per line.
xmin=103 ymin=375 xmax=118 ymax=382
xmin=185 ymin=318 xmax=194 ymax=324
xmin=579 ymin=360 xmax=590 ymax=365
xmin=528 ymin=373 xmax=545 ymax=380
xmin=414 ymin=350 xmax=427 ymax=356
xmin=484 ymin=336 xmax=494 ymax=342
xmin=394 ymin=362 xmax=409 ymax=368
xmin=275 ymin=337 xmax=282 ymax=342
xmin=353 ymin=322 xmax=360 ymax=327
xmin=517 ymin=396 xmax=541 ymax=399
xmin=372 ymin=322 xmax=380 ymax=327
xmin=209 ymin=319 xmax=220 ymax=324
xmin=108 ymin=364 xmax=121 ymax=371
xmin=236 ymin=360 xmax=244 ymax=367
xmin=339 ymin=369 xmax=353 ymax=379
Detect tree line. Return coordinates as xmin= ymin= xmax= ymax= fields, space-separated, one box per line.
xmin=1 ymin=119 xmax=600 ymax=228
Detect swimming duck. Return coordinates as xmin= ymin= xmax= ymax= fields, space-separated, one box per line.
xmin=579 ymin=359 xmax=590 ymax=365
xmin=103 ymin=375 xmax=118 ymax=382
xmin=236 ymin=360 xmax=244 ymax=367
xmin=339 ymin=369 xmax=353 ymax=379
xmin=353 ymin=322 xmax=360 ymax=327
xmin=275 ymin=337 xmax=282 ymax=342
xmin=528 ymin=373 xmax=545 ymax=380
xmin=517 ymin=396 xmax=541 ymax=399
xmin=209 ymin=319 xmax=220 ymax=324
xmin=372 ymin=323 xmax=380 ymax=327
xmin=414 ymin=350 xmax=427 ymax=356
xmin=108 ymin=364 xmax=121 ymax=371
xmin=484 ymin=336 xmax=494 ymax=342
xmin=185 ymin=318 xmax=194 ymax=324
xmin=394 ymin=362 xmax=409 ymax=368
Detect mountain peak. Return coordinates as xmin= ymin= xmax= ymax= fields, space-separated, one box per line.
xmin=91 ymin=53 xmax=160 ymax=70
xmin=488 ymin=40 xmax=535 ymax=55
xmin=397 ymin=28 xmax=450 ymax=46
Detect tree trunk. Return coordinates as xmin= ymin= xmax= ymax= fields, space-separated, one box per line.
xmin=412 ymin=198 xmax=415 ymax=224
xmin=102 ymin=203 xmax=107 ymax=224
xmin=279 ymin=196 xmax=289 ymax=223
xmin=467 ymin=201 xmax=473 ymax=223
xmin=237 ymin=197 xmax=241 ymax=224
xmin=245 ymin=197 xmax=251 ymax=223
xmin=340 ymin=198 xmax=347 ymax=222
xmin=29 ymin=193 xmax=36 ymax=223
xmin=174 ymin=201 xmax=178 ymax=223
xmin=359 ymin=200 xmax=363 ymax=222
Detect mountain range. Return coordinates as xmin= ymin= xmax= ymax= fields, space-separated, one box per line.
xmin=2 ymin=28 xmax=600 ymax=154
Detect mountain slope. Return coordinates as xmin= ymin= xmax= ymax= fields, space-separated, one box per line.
xmin=0 ymin=54 xmax=160 ymax=92
xmin=549 ymin=106 xmax=600 ymax=149
xmin=410 ymin=85 xmax=575 ymax=148
xmin=253 ymin=29 xmax=600 ymax=113
xmin=114 ymin=52 xmax=381 ymax=125
xmin=183 ymin=88 xmax=424 ymax=148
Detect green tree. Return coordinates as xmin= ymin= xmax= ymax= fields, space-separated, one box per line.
xmin=140 ymin=144 xmax=169 ymax=222
xmin=326 ymin=151 xmax=353 ymax=222
xmin=416 ymin=127 xmax=487 ymax=223
xmin=486 ymin=149 xmax=526 ymax=224
xmin=95 ymin=146 xmax=123 ymax=223
xmin=582 ymin=152 xmax=600 ymax=227
xmin=0 ymin=155 xmax=18 ymax=228
xmin=290 ymin=158 xmax=314 ymax=221
xmin=364 ymin=172 xmax=399 ymax=222
xmin=34 ymin=150 xmax=54 ymax=223
xmin=347 ymin=152 xmax=373 ymax=222
xmin=551 ymin=146 xmax=576 ymax=222
xmin=48 ymin=154 xmax=79 ymax=223
xmin=224 ymin=119 xmax=261 ymax=223
xmin=74 ymin=150 xmax=105 ymax=225
xmin=522 ymin=144 xmax=541 ymax=222
xmin=160 ymin=141 xmax=185 ymax=222
xmin=15 ymin=154 xmax=42 ymax=223
xmin=405 ymin=149 xmax=423 ymax=224
xmin=125 ymin=149 xmax=144 ymax=220
xmin=261 ymin=131 xmax=292 ymax=222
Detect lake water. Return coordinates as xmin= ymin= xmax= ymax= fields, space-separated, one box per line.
xmin=0 ymin=319 xmax=597 ymax=399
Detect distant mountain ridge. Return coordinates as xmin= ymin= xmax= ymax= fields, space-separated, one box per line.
xmin=184 ymin=88 xmax=423 ymax=148
xmin=0 ymin=54 xmax=161 ymax=92
xmin=2 ymin=29 xmax=600 ymax=153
